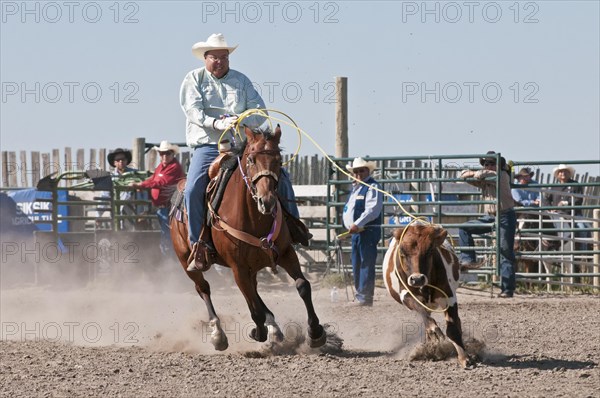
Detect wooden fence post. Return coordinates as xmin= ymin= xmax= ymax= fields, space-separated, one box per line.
xmin=132 ymin=138 xmax=145 ymax=171
xmin=64 ymin=147 xmax=73 ymax=186
xmin=41 ymin=153 xmax=50 ymax=179
xmin=52 ymin=149 xmax=60 ymax=176
xmin=76 ymin=148 xmax=84 ymax=170
xmin=31 ymin=151 xmax=40 ymax=187
xmin=1 ymin=151 xmax=9 ymax=187
xmin=335 ymin=76 xmax=348 ymax=158
xmin=19 ymin=151 xmax=27 ymax=187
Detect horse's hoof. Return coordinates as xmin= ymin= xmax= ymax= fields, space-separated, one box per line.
xmin=267 ymin=324 xmax=284 ymax=343
xmin=460 ymin=355 xmax=477 ymax=370
xmin=307 ymin=326 xmax=327 ymax=348
xmin=211 ymin=334 xmax=229 ymax=351
xmin=250 ymin=327 xmax=268 ymax=343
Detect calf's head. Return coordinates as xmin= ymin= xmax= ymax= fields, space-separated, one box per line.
xmin=394 ymin=224 xmax=448 ymax=288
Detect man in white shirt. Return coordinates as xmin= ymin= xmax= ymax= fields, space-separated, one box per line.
xmin=342 ymin=157 xmax=383 ymax=306
xmin=180 ymin=33 xmax=306 ymax=272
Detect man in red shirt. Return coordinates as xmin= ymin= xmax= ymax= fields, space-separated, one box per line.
xmin=130 ymin=141 xmax=185 ymax=255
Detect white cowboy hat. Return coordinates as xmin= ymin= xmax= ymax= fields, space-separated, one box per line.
xmin=552 ymin=164 xmax=575 ymax=178
xmin=346 ymin=157 xmax=377 ymax=173
xmin=192 ymin=33 xmax=238 ymax=59
xmin=152 ymin=140 xmax=180 ymax=155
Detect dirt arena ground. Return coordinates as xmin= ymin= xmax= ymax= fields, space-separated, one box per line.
xmin=1 ymin=261 xmax=598 ymax=398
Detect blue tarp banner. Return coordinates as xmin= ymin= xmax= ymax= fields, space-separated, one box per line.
xmin=7 ymin=189 xmax=69 ymax=232
xmin=0 ymin=192 xmax=38 ymax=240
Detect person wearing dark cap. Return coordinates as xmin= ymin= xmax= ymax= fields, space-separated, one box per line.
xmin=101 ymin=148 xmax=139 ymax=230
xmin=108 ymin=148 xmax=134 ymax=176
xmin=512 ymin=167 xmax=540 ymax=207
xmin=458 ymin=151 xmax=517 ymax=298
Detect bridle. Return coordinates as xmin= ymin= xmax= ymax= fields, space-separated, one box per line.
xmin=239 ymin=149 xmax=281 ymax=203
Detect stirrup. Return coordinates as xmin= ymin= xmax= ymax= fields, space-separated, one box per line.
xmin=187 ymin=242 xmax=212 ymax=272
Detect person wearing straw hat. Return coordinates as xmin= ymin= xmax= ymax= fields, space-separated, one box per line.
xmin=458 ymin=151 xmax=517 ymax=298
xmin=180 ymin=33 xmax=305 ymax=272
xmin=511 ymin=167 xmax=540 ymax=207
xmin=342 ymin=157 xmax=383 ymax=306
xmin=544 ymin=164 xmax=582 ymax=214
xmin=130 ymin=141 xmax=185 ymax=255
xmin=543 ymin=164 xmax=590 ymax=252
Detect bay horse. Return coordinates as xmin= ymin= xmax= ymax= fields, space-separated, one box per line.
xmin=169 ymin=125 xmax=326 ymax=351
xmin=383 ymin=223 xmax=474 ymax=369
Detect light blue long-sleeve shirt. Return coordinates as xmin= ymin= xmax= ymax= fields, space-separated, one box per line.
xmin=512 ymin=179 xmax=540 ymax=207
xmin=343 ymin=180 xmax=383 ymax=229
xmin=180 ymin=67 xmax=266 ymax=148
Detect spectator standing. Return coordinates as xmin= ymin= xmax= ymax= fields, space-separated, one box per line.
xmin=342 ymin=157 xmax=383 ymax=306
xmin=130 ymin=141 xmax=185 ymax=255
xmin=106 ymin=148 xmax=141 ymax=230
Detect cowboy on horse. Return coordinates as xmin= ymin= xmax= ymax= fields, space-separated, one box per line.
xmin=179 ymin=33 xmax=311 ymax=272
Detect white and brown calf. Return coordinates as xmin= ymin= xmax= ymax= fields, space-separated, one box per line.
xmin=383 ymin=224 xmax=473 ymax=369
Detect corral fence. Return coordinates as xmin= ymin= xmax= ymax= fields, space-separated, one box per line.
xmin=325 ymin=155 xmax=600 ymax=293
xmin=1 ymin=144 xmax=599 ymax=292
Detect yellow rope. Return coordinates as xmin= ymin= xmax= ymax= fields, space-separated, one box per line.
xmin=217 ymin=108 xmax=301 ymax=166
xmin=218 ymin=108 xmax=454 ymax=313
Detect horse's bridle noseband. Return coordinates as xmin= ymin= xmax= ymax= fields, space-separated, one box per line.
xmin=240 ymin=149 xmax=281 ymax=202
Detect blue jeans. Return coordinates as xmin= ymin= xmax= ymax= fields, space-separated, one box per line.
xmin=351 ymin=227 xmax=381 ymax=304
xmin=184 ymin=145 xmax=300 ymax=244
xmin=459 ymin=210 xmax=517 ymax=293
xmin=278 ymin=168 xmax=300 ymax=218
xmin=185 ymin=145 xmax=220 ymax=244
xmin=156 ymin=207 xmax=172 ymax=255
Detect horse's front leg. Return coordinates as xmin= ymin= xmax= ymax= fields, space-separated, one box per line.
xmin=279 ymin=248 xmax=326 ymax=348
xmin=256 ymin=292 xmax=284 ymax=343
xmin=188 ymin=272 xmax=228 ymax=351
xmin=171 ymin=220 xmax=228 ymax=351
xmin=231 ymin=270 xmax=268 ymax=342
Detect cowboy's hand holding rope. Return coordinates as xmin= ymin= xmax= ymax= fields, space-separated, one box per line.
xmin=213 ymin=115 xmax=238 ymax=131
xmin=348 ymin=224 xmax=363 ymax=234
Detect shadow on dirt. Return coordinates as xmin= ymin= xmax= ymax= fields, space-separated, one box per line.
xmin=483 ymin=354 xmax=597 ymax=370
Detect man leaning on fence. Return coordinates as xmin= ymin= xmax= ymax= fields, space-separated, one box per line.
xmin=458 ymin=151 xmax=517 ymax=298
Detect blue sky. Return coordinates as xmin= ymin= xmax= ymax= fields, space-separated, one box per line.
xmin=1 ymin=1 xmax=599 ymax=174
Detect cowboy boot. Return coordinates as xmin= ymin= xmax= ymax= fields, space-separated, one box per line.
xmin=285 ymin=215 xmax=313 ymax=247
xmin=186 ymin=226 xmax=218 ymax=272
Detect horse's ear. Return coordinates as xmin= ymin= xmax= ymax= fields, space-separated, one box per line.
xmin=244 ymin=125 xmax=254 ymax=141
xmin=274 ymin=124 xmax=282 ymax=141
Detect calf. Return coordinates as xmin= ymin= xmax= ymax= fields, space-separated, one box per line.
xmin=383 ymin=223 xmax=473 ymax=368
